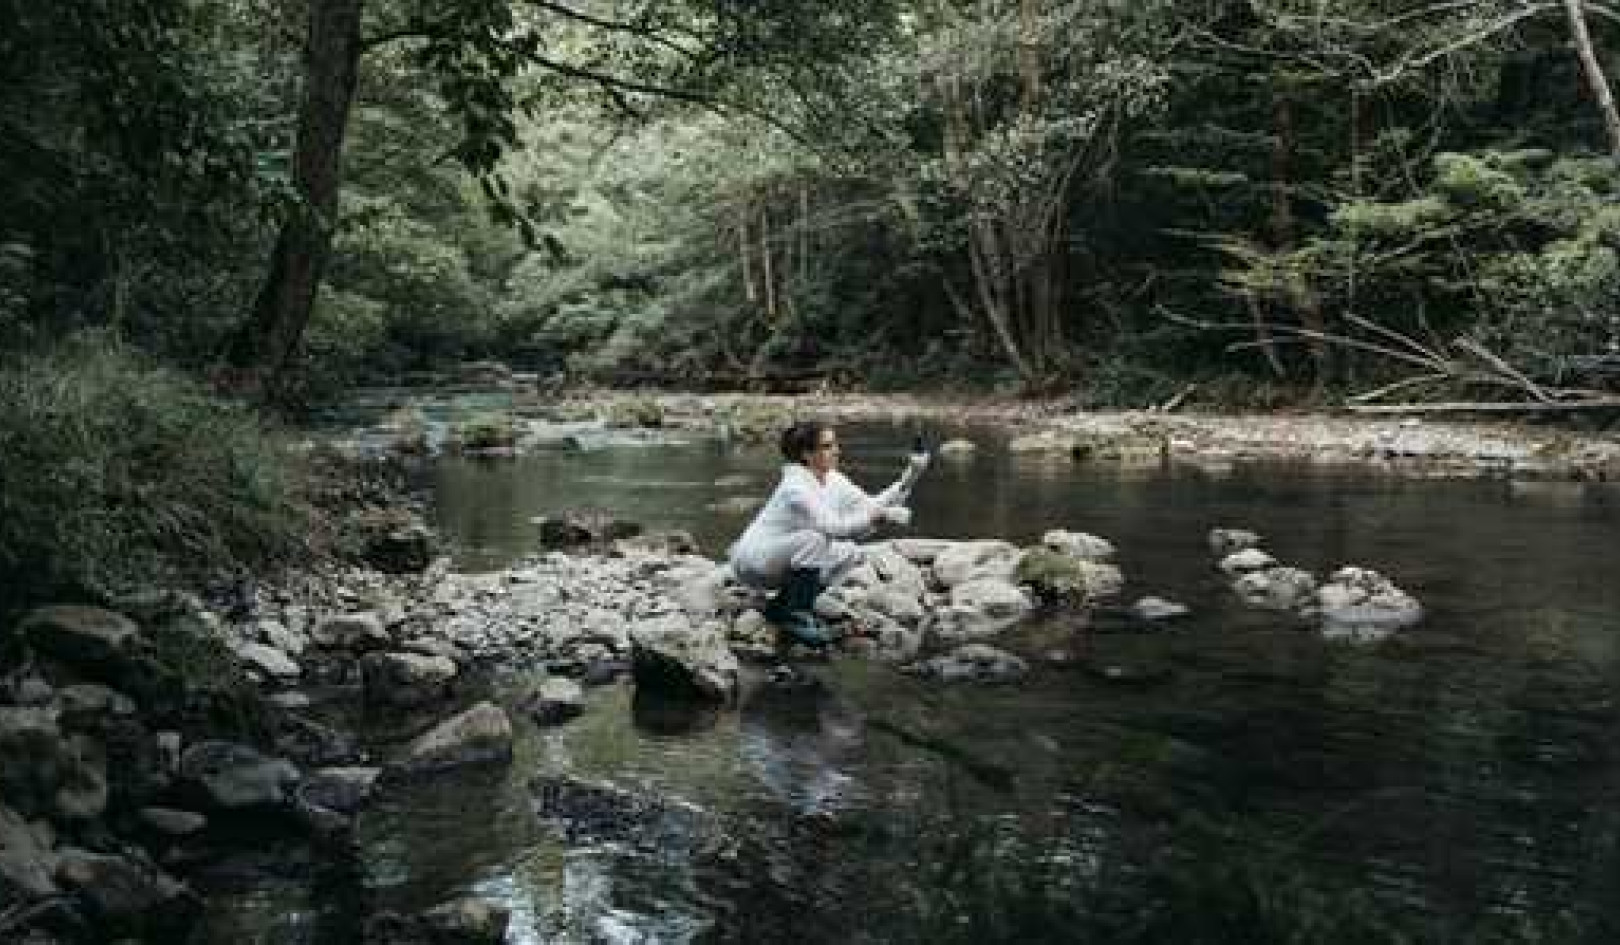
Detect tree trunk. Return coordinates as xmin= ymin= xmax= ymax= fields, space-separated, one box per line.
xmin=738 ymin=207 xmax=756 ymax=302
xmin=1563 ymin=0 xmax=1620 ymax=156
xmin=225 ymin=0 xmax=364 ymax=396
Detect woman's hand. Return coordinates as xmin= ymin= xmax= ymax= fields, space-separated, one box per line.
xmin=876 ymin=505 xmax=913 ymax=527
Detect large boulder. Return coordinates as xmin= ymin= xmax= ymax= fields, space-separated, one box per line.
xmin=399 ymin=702 xmax=514 ymax=773
xmin=629 ymin=615 xmax=739 ymax=703
xmin=178 ymin=741 xmax=299 ymax=809
xmin=360 ymin=651 xmax=457 ymax=707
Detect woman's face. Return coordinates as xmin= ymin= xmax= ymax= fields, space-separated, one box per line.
xmin=807 ymin=428 xmax=840 ymax=477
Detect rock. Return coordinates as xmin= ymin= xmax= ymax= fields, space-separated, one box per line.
xmin=1130 ymin=596 xmax=1190 ymax=621
xmin=55 ymin=684 xmax=137 ymax=721
xmin=864 ymin=586 xmax=926 ymax=624
xmin=0 ymin=802 xmax=58 ymax=900
xmin=864 ymin=543 xmax=929 ymax=599
xmin=137 ymin=807 xmax=208 ymax=838
xmin=1314 ymin=567 xmax=1423 ymax=641
xmin=891 ymin=538 xmax=955 ymax=564
xmin=866 ymin=616 xmax=923 ymax=662
xmin=12 ymin=675 xmax=54 ymax=706
xmin=523 ymin=677 xmax=586 ymax=726
xmin=256 ymin=619 xmax=308 ymax=657
xmin=906 ymin=644 xmax=1029 ymax=683
xmin=932 ymin=579 xmax=1033 ymax=641
xmin=236 ymin=643 xmax=301 ymax=681
xmin=1015 ymin=548 xmax=1123 ymax=602
xmin=1209 ymin=528 xmax=1263 ymax=556
xmin=296 ymin=767 xmax=381 ymax=815
xmin=1232 ymin=567 xmax=1318 ymax=610
xmin=535 ymin=512 xmax=597 ymax=548
xmin=360 ymin=652 xmax=457 ymax=707
xmin=421 ymin=897 xmax=511 ymax=945
xmin=53 ymin=734 xmax=108 ymax=821
xmin=1217 ymin=548 xmax=1277 ymax=575
xmin=310 ymin=613 xmax=392 ymax=652
xmin=53 ymin=847 xmax=196 ymax=935
xmin=629 ymin=615 xmax=739 ymax=703
xmin=933 ymin=540 xmax=1021 ymax=588
xmin=0 ymin=708 xmax=107 ymax=821
xmin=938 ymin=438 xmax=978 ymax=459
xmin=366 ymin=523 xmax=437 ymax=574
xmin=1041 ymin=530 xmax=1116 ymax=561
xmin=20 ymin=606 xmax=141 ymax=668
xmin=400 ymin=702 xmax=514 ymax=773
xmin=177 ymin=741 xmax=299 ymax=809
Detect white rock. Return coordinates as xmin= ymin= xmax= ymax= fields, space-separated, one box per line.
xmin=1218 ymin=548 xmax=1277 ymax=575
xmin=1041 ymin=530 xmax=1116 ymax=561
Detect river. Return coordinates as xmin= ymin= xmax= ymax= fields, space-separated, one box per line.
xmin=214 ymin=412 xmax=1620 ymax=943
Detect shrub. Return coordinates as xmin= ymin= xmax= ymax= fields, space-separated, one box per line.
xmin=0 ymin=335 xmax=311 ymax=609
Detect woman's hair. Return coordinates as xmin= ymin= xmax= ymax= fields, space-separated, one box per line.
xmin=779 ymin=420 xmax=830 ymax=463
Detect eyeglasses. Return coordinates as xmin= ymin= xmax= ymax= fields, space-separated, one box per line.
xmin=815 ymin=439 xmax=839 ymax=451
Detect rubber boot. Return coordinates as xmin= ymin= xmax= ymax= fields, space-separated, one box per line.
xmin=763 ymin=567 xmax=836 ymax=647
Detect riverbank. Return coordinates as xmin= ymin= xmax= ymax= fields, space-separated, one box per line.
xmin=359 ymin=387 xmax=1620 ymax=482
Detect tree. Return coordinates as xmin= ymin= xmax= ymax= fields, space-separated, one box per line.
xmin=223 ymin=0 xmax=902 ymax=398
xmin=910 ymin=0 xmax=1174 ymax=385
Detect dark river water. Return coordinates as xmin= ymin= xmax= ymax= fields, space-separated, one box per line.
xmin=211 ymin=413 xmax=1620 ymax=943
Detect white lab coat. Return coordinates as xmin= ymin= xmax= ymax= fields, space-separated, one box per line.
xmin=728 ymin=463 xmax=906 ymax=588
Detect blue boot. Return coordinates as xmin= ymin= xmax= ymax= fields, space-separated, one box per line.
xmin=764 ymin=568 xmax=837 ymax=647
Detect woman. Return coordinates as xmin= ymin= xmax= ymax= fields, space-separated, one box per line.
xmin=729 ymin=421 xmax=927 ymax=645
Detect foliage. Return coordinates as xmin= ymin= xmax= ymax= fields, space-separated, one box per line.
xmin=0 ymin=336 xmax=311 ymax=609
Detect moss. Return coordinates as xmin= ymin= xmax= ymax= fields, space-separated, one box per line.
xmin=449 ymin=412 xmax=518 ymax=450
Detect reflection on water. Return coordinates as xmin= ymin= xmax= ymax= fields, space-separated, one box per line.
xmin=269 ymin=419 xmax=1620 ymax=942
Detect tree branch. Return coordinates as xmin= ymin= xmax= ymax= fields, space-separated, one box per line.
xmin=521 ymin=0 xmax=704 ymax=59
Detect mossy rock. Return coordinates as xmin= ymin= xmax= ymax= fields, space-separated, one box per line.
xmin=1016 ymin=548 xmax=1124 ymax=603
xmin=606 ymin=398 xmax=665 ymax=429
xmin=449 ymin=413 xmax=518 ymax=451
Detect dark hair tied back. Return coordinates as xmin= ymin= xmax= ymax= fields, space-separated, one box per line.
xmin=779 ymin=420 xmax=828 ymax=464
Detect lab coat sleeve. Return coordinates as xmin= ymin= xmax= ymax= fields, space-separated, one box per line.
xmin=783 ymin=481 xmax=875 ymax=539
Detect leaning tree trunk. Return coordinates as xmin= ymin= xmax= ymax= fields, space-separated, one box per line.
xmin=225 ymin=0 xmax=364 ymax=397
xmin=1562 ymin=0 xmax=1620 ymax=157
